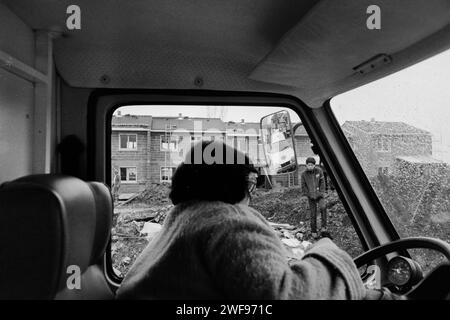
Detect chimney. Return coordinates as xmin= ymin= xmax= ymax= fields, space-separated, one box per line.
xmin=241 ymin=119 xmax=245 ymax=124
xmin=117 ymin=110 xmax=121 ymax=116
xmin=178 ymin=113 xmax=183 ymax=119
xmin=370 ymin=117 xmax=375 ymax=122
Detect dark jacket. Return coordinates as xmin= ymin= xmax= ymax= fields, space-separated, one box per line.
xmin=116 ymin=200 xmax=366 ymax=300
xmin=301 ymin=167 xmax=325 ymax=200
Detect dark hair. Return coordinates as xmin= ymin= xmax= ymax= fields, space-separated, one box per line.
xmin=56 ymin=135 xmax=85 ymax=177
xmin=306 ymin=157 xmax=316 ymax=165
xmin=169 ymin=141 xmax=258 ymax=205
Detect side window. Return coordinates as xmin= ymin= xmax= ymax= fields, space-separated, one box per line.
xmin=110 ymin=106 xmax=364 ymax=278
xmin=331 ymin=50 xmax=450 ymax=273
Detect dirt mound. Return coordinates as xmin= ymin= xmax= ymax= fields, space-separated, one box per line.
xmin=251 ymin=188 xmax=364 ymax=258
xmin=131 ymin=182 xmax=171 ymax=206
xmin=251 ymin=187 xmax=308 ymax=226
xmin=112 ymin=183 xmax=173 ymax=276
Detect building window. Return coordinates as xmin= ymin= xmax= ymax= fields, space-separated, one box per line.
xmin=161 ymin=167 xmax=176 ymax=182
xmin=161 ymin=135 xmax=178 ymax=151
xmin=376 ymin=136 xmax=391 ymax=152
xmin=119 ymin=134 xmax=137 ymax=150
xmin=378 ymin=167 xmax=389 ymax=176
xmin=120 ymin=167 xmax=137 ymax=182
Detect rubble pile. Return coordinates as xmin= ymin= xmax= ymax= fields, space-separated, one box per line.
xmin=112 ymin=186 xmax=173 ymax=276
xmin=370 ymin=174 xmax=450 ymax=272
xmin=252 ymin=188 xmax=364 ymax=258
xmin=130 ymin=182 xmax=171 ymax=206
xmin=112 ymin=186 xmax=365 ymax=275
xmin=269 ymin=222 xmax=312 ymax=261
xmin=113 ymin=175 xmax=450 ymax=276
xmin=251 ymin=186 xmax=310 ymax=226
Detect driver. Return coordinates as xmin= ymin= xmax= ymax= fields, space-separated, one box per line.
xmin=116 ymin=141 xmax=402 ymax=300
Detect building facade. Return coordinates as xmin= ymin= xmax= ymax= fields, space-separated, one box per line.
xmin=341 ymin=120 xmax=437 ymax=177
xmin=111 ymin=114 xmax=316 ymax=195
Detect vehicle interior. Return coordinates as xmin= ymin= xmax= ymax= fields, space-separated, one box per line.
xmin=0 ymin=0 xmax=449 ymax=300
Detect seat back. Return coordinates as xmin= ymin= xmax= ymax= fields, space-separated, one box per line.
xmin=0 ymin=174 xmax=114 ymax=299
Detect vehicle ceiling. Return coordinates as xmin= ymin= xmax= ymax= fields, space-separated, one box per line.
xmin=3 ymin=0 xmax=450 ymax=107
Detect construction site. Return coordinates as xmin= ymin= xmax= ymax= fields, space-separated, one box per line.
xmin=110 ymin=112 xmax=450 ymax=278
xmin=111 ymin=170 xmax=450 ymax=277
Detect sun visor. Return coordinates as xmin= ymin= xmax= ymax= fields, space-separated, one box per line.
xmin=249 ymin=0 xmax=450 ymax=89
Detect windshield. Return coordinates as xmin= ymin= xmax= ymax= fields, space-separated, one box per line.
xmin=330 ymin=49 xmax=450 ymax=272
xmin=109 ymin=105 xmax=364 ymax=277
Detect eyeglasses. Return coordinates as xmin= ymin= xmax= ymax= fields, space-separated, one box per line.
xmin=247 ymin=173 xmax=258 ymax=194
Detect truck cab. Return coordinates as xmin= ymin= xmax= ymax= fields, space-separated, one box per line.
xmin=1 ymin=0 xmax=449 ymax=300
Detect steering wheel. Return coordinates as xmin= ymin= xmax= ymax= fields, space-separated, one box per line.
xmin=354 ymin=237 xmax=450 ymax=267
xmin=353 ymin=237 xmax=450 ymax=299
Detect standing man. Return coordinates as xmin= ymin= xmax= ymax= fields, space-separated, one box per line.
xmin=301 ymin=157 xmax=328 ymax=239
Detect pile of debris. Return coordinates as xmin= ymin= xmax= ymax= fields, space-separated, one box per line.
xmin=112 ymin=201 xmax=173 ymax=276
xmin=130 ymin=183 xmax=171 ymax=206
xmin=251 ymin=186 xmax=310 ymax=226
xmin=253 ymin=187 xmax=365 ymax=259
xmin=123 ymin=204 xmax=172 ymax=223
xmin=112 ymin=185 xmax=365 ymax=276
xmin=269 ymin=222 xmax=312 ymax=261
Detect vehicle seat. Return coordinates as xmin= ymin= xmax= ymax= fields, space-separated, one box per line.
xmin=0 ymin=174 xmax=114 ymax=299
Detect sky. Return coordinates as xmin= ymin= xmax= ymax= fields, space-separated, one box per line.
xmin=118 ymin=49 xmax=450 ymax=163
xmin=115 ymin=106 xmax=300 ymax=124
xmin=332 ymin=49 xmax=450 ymax=164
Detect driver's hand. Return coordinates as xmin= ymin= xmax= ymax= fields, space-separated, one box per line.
xmin=306 ymin=237 xmax=335 ymax=252
xmin=364 ymin=288 xmax=406 ymax=300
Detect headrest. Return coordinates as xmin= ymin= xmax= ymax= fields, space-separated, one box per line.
xmin=87 ymin=182 xmax=113 ymax=264
xmin=0 ymin=174 xmax=112 ymax=299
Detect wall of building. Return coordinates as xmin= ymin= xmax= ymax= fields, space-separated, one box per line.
xmin=0 ymin=4 xmax=35 ymax=183
xmin=111 ymin=130 xmax=150 ymax=193
xmin=227 ymin=135 xmax=266 ymax=165
xmin=294 ymin=135 xmax=314 ymax=160
xmin=149 ymin=132 xmax=187 ymax=183
xmin=342 ymin=124 xmax=434 ymax=177
xmin=375 ymin=134 xmax=432 ymax=175
xmin=343 ymin=127 xmax=378 ymax=177
xmin=112 ymin=127 xmax=319 ymax=189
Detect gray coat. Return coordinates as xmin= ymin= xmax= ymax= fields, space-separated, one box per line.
xmin=116 ymin=200 xmax=372 ymax=300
